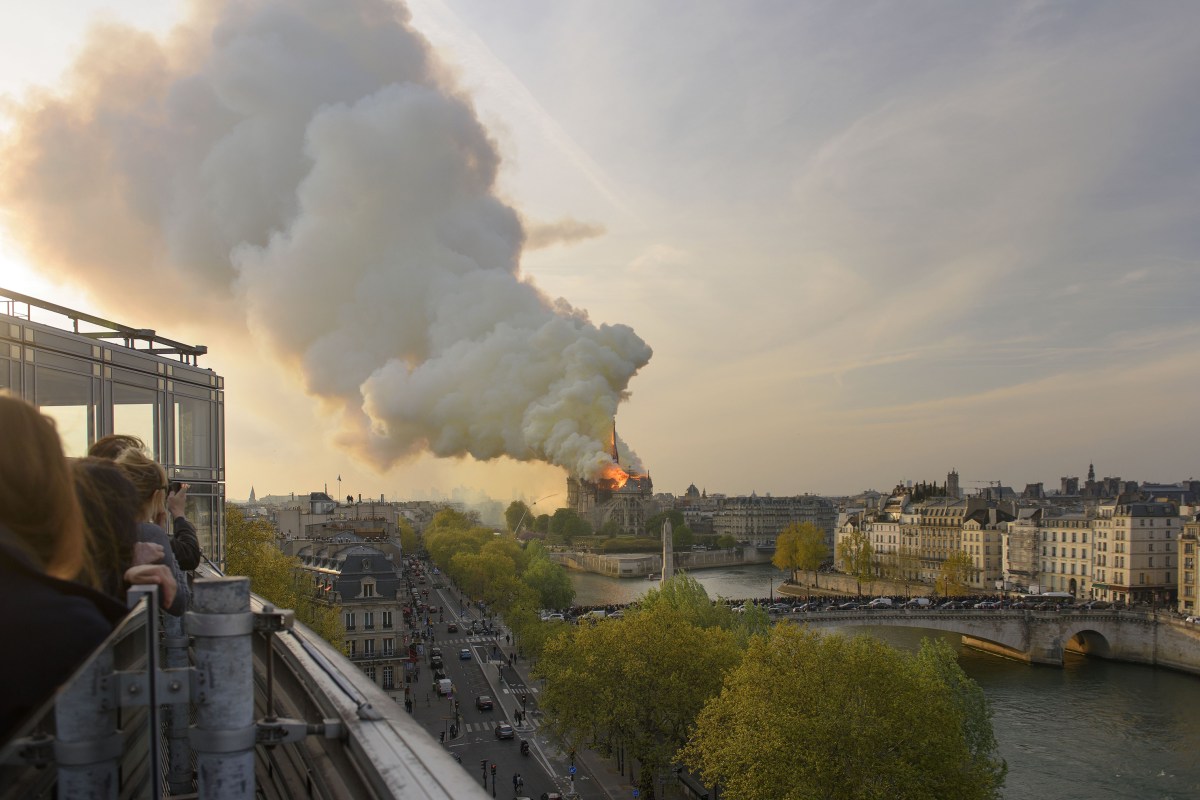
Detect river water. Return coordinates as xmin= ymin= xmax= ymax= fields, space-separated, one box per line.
xmin=570 ymin=563 xmax=1200 ymax=799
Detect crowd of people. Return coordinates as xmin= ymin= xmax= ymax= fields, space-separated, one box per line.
xmin=0 ymin=393 xmax=201 ymax=741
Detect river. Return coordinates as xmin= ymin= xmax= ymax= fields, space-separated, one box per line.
xmin=569 ymin=563 xmax=1200 ymax=799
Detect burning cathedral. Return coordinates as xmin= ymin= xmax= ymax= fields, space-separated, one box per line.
xmin=566 ymin=422 xmax=658 ymax=536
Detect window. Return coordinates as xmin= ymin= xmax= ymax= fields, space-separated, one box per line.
xmin=383 ymin=639 xmax=394 ymax=656
xmin=112 ymin=382 xmax=158 ymax=458
xmin=173 ymin=393 xmax=212 ymax=467
xmin=383 ymin=611 xmax=393 ymax=629
xmin=383 ymin=666 xmax=394 ymax=689
xmin=365 ymin=667 xmax=376 ymax=682
xmin=364 ymin=639 xmax=375 ymax=656
xmin=364 ymin=612 xmax=374 ymax=630
xmin=35 ymin=366 xmax=93 ymax=457
xmin=344 ymin=612 xmax=355 ymax=631
xmin=363 ymin=582 xmax=375 ymax=598
xmin=349 ymin=640 xmax=357 ymax=657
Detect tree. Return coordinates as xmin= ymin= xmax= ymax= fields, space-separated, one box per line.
xmin=522 ymin=557 xmax=576 ymax=609
xmin=681 ymin=626 xmax=1006 ymax=800
xmin=536 ymin=602 xmax=741 ymax=798
xmin=505 ymin=500 xmax=532 ymax=533
xmin=715 ymin=534 xmax=738 ymax=550
xmin=671 ymin=523 xmax=695 ymax=551
xmin=937 ymin=550 xmax=977 ymax=596
xmin=225 ymin=505 xmax=342 ymax=646
xmin=836 ymin=527 xmax=874 ymax=596
xmin=598 ymin=519 xmax=622 ymax=538
xmin=645 ymin=510 xmax=686 ymax=537
xmin=773 ymin=528 xmax=800 ymax=580
xmin=396 ymin=517 xmax=419 ymax=557
xmin=792 ymin=523 xmax=829 ymax=589
xmin=549 ymin=508 xmax=591 ymax=543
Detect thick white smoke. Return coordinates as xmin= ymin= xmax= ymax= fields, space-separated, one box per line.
xmin=0 ymin=0 xmax=651 ymax=479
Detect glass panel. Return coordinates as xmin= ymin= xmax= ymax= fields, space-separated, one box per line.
xmin=112 ymin=382 xmax=158 ymax=457
xmin=186 ymin=493 xmax=214 ymax=565
xmin=0 ymin=357 xmax=11 ymax=390
xmin=35 ymin=366 xmax=92 ymax=457
xmin=174 ymin=395 xmax=211 ymax=467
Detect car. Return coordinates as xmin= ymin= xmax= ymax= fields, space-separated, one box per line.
xmin=475 ymin=694 xmax=494 ymax=711
xmin=769 ymin=604 xmax=790 ymax=614
xmin=446 ymin=621 xmax=458 ymax=633
xmin=495 ymin=722 xmax=515 ymax=739
xmin=974 ymin=601 xmax=998 ymax=609
xmin=866 ymin=598 xmax=894 ymax=609
xmin=459 ymin=648 xmax=472 ymax=660
xmin=836 ymin=602 xmax=861 ymax=611
xmin=432 ymin=667 xmax=447 ymax=682
xmin=540 ymin=794 xmax=563 ymax=800
xmin=1185 ymin=616 xmax=1199 ymax=624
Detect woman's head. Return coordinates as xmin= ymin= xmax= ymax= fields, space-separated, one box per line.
xmin=89 ymin=433 xmax=148 ymax=461
xmin=0 ymin=392 xmax=85 ymax=579
xmin=71 ymin=457 xmax=139 ymax=596
xmin=114 ymin=447 xmax=168 ymax=523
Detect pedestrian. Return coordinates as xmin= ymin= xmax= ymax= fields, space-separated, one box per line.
xmin=426 ymin=692 xmax=431 ymax=706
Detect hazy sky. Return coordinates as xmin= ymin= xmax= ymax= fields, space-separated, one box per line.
xmin=2 ymin=0 xmax=1198 ymax=509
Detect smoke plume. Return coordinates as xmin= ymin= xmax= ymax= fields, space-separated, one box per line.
xmin=0 ymin=0 xmax=650 ymax=480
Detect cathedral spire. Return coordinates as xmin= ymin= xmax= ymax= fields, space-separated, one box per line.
xmin=611 ymin=419 xmax=619 ymax=464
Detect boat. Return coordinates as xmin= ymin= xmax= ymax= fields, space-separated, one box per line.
xmin=646 ymin=573 xmax=661 ymax=581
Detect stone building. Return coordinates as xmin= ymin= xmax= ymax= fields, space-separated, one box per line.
xmin=713 ymin=494 xmax=837 ymax=550
xmin=296 ymin=539 xmax=407 ymax=701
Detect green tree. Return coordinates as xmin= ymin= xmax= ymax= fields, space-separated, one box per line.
xmin=681 ymin=626 xmax=1006 ymax=800
xmin=396 ymin=517 xmax=419 ymax=556
xmin=505 ymin=500 xmax=532 ymax=533
xmin=793 ymin=522 xmax=829 ymax=589
xmin=536 ymin=602 xmax=742 ymax=798
xmin=645 ymin=509 xmax=686 ymax=537
xmin=598 ymin=519 xmax=622 ymax=538
xmin=836 ymin=527 xmax=874 ymax=596
xmin=225 ymin=505 xmax=342 ymax=646
xmin=522 ymin=557 xmax=576 ymax=609
xmin=534 ymin=513 xmax=551 ymax=533
xmin=671 ymin=523 xmax=695 ymax=551
xmin=773 ymin=527 xmax=800 ymax=580
xmin=937 ymin=550 xmax=977 ymax=596
xmin=715 ymin=534 xmax=738 ymax=550
xmin=549 ymin=508 xmax=591 ymax=543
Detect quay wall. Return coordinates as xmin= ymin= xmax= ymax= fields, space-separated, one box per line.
xmin=549 ymin=548 xmax=772 ymax=578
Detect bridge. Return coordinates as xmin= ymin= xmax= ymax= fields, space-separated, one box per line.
xmin=782 ymin=608 xmax=1200 ymax=674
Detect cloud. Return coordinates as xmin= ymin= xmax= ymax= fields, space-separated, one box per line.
xmin=522 ymin=216 xmax=605 ymax=250
xmin=0 ymin=0 xmax=651 ymax=481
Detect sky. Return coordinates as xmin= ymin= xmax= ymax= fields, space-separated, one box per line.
xmin=2 ymin=0 xmax=1198 ymax=510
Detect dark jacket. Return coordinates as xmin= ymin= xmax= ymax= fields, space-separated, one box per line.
xmin=137 ymin=522 xmax=189 ymax=616
xmin=0 ymin=526 xmax=128 ymax=743
xmin=171 ymin=515 xmax=201 ymax=571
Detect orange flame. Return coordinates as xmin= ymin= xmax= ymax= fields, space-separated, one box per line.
xmin=600 ymin=462 xmax=630 ymax=490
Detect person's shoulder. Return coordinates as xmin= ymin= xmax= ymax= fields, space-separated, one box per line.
xmin=137 ymin=521 xmax=171 ymax=545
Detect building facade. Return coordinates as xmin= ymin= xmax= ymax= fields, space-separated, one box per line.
xmin=1 ymin=288 xmax=226 ymax=563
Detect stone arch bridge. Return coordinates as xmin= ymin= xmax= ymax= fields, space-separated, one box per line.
xmin=789 ymin=609 xmax=1200 ymax=674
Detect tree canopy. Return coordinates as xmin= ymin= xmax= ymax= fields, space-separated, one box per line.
xmin=681 ymin=627 xmax=1006 ymax=800
xmin=937 ymin=550 xmax=977 ymax=596
xmin=225 ymin=505 xmax=342 ymax=645
xmin=836 ymin=527 xmax=874 ymax=595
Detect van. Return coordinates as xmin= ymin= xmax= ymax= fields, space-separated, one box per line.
xmin=436 ymin=678 xmax=453 ymax=696
xmin=902 ymin=598 xmax=932 ymax=608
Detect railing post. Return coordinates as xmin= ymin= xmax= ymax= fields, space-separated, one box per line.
xmin=188 ymin=577 xmax=255 ymax=799
xmin=162 ymin=613 xmax=193 ymax=794
xmin=54 ymin=647 xmax=119 ymax=800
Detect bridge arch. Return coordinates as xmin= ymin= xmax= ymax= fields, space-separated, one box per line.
xmin=1063 ymin=626 xmax=1113 ymax=659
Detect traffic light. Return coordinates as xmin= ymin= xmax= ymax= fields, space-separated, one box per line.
xmin=480 ymin=759 xmax=487 ymax=770
xmin=490 ymin=763 xmax=497 ymax=775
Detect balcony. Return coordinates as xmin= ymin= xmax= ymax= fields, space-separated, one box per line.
xmin=0 ymin=569 xmax=485 ymax=799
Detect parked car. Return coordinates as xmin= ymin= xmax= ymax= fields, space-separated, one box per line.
xmin=866 ymin=598 xmax=894 ymax=609
xmin=475 ymin=694 xmax=494 ymax=711
xmin=903 ymin=598 xmax=932 ymax=609
xmin=495 ymin=722 xmax=515 ymax=739
xmin=459 ymin=648 xmax=472 ymax=660
xmin=836 ymin=602 xmax=862 ymax=611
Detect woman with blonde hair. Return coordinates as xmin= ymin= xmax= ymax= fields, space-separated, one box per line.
xmin=89 ymin=434 xmax=201 ymax=571
xmin=113 ymin=448 xmax=190 ymax=615
xmin=0 ymin=393 xmax=176 ymax=740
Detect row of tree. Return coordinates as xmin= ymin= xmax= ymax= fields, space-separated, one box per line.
xmin=773 ymin=521 xmax=981 ymax=597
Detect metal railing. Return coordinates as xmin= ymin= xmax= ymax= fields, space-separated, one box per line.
xmin=0 ymin=575 xmax=486 ymax=799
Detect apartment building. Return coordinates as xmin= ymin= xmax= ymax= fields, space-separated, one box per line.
xmin=712 ymin=493 xmax=837 ymax=550
xmin=1092 ymin=501 xmax=1178 ymax=605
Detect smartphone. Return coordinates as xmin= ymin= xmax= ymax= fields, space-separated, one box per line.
xmin=167 ymin=480 xmax=183 ymax=497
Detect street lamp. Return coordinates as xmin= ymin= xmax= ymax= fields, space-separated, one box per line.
xmin=514 ymin=493 xmax=558 ymax=536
